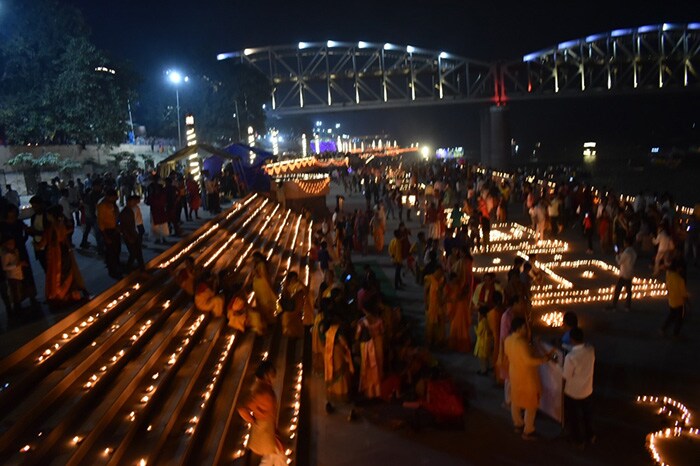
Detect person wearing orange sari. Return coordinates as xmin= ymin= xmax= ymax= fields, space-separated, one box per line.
xmin=237 ymin=361 xmax=281 ymax=463
xmin=424 ymin=266 xmax=446 ymax=348
xmin=41 ymin=206 xmax=86 ymax=306
xmin=370 ymin=207 xmax=385 ymax=253
xmin=355 ymin=306 xmax=384 ymax=399
xmin=447 ymin=246 xmax=473 ymax=352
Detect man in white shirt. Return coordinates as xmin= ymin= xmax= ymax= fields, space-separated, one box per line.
xmin=563 ymin=328 xmax=595 ymax=447
xmin=609 ymin=237 xmax=637 ymax=311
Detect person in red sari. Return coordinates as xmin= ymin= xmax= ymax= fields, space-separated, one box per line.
xmin=185 ymin=175 xmax=201 ymax=220
xmin=41 ymin=205 xmax=87 ymax=307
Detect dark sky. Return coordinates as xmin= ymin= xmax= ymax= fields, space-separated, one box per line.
xmin=62 ymin=0 xmax=700 ymax=152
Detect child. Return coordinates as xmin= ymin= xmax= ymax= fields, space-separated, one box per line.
xmin=474 ymin=305 xmax=493 ymax=375
xmin=1 ymin=237 xmax=25 ymax=313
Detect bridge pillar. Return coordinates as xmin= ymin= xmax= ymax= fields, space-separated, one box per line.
xmin=480 ymin=106 xmax=511 ymax=170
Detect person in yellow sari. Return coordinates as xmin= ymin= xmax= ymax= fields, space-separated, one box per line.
xmin=370 ymin=207 xmax=385 ymax=253
xmin=424 ymin=266 xmax=446 ymax=347
xmin=41 ymin=206 xmax=86 ymax=306
xmin=280 ymin=272 xmax=305 ymax=339
xmin=324 ymin=320 xmax=354 ymax=407
xmin=355 ymin=306 xmax=385 ymax=399
xmin=251 ymin=251 xmax=278 ymax=323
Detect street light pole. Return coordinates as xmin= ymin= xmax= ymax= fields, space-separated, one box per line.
xmin=234 ymin=100 xmax=241 ymax=142
xmin=166 ymin=70 xmax=188 ymax=149
xmin=175 ymin=88 xmax=182 ymax=148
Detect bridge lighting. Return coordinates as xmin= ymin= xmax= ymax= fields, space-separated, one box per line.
xmin=298 ymin=42 xmax=310 ymax=49
xmin=439 ymin=52 xmax=449 ymax=59
xmin=383 ymin=43 xmax=397 ymax=50
xmin=610 ymin=28 xmax=633 ymax=37
xmin=558 ymin=40 xmax=579 ymax=50
xmin=689 ymin=23 xmax=700 ymax=30
xmin=637 ymin=25 xmax=658 ymax=33
xmin=406 ymin=45 xmax=416 ymax=53
xmin=243 ymin=48 xmax=254 ymax=56
xmin=327 ymin=40 xmax=339 ymax=48
xmin=421 ymin=146 xmax=431 ymax=159
xmin=358 ymin=41 xmax=370 ymax=49
xmin=585 ymin=33 xmax=605 ymax=43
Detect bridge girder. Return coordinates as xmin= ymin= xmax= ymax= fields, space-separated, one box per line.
xmin=218 ymin=42 xmax=497 ymax=115
xmin=504 ymin=23 xmax=700 ymax=97
xmin=218 ymin=24 xmax=700 ymax=115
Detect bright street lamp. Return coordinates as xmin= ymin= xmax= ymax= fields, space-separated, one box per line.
xmin=166 ymin=69 xmax=189 ymax=148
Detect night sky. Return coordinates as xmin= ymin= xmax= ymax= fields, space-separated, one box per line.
xmin=62 ymin=0 xmax=700 ymax=154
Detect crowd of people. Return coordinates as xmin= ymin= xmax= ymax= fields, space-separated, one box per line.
xmin=0 ymin=165 xmax=246 ymax=319
xmin=311 ymin=158 xmax=694 ymax=446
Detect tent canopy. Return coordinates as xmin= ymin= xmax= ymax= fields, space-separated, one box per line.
xmin=223 ymin=143 xmax=275 ymax=167
xmin=157 ymin=143 xmax=241 ymax=171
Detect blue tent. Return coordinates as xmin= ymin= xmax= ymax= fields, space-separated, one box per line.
xmin=223 ymin=143 xmax=275 ymax=192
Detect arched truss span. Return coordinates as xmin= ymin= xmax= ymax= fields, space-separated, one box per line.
xmin=505 ymin=23 xmax=700 ymax=96
xmin=218 ymin=25 xmax=700 ymax=115
xmin=217 ymin=42 xmax=496 ymax=115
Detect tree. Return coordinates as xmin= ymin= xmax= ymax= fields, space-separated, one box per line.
xmin=0 ymin=0 xmax=137 ymax=145
xmin=184 ymin=62 xmax=271 ymax=145
xmin=6 ymin=151 xmax=77 ymax=193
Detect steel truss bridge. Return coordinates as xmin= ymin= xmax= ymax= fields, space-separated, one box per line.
xmin=217 ymin=23 xmax=700 ymax=115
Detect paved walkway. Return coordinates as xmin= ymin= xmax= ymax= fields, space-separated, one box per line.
xmin=308 ymin=183 xmax=700 ymax=466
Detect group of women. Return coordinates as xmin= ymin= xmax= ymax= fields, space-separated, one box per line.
xmin=184 ymin=251 xmax=314 ymax=338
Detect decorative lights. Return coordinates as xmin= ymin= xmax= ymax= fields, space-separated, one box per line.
xmin=540 ymin=311 xmax=564 ymax=327
xmin=637 ymin=395 xmax=698 ymax=466
xmin=36 ymin=283 xmax=140 ymax=365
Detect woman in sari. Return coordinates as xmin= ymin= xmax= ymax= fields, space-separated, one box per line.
xmin=424 ymin=266 xmax=446 ymax=348
xmin=280 ymin=271 xmax=305 ymax=339
xmin=0 ymin=204 xmax=38 ymax=308
xmin=237 ymin=360 xmax=282 ymax=463
xmin=42 ymin=206 xmax=86 ymax=307
xmin=370 ymin=207 xmax=385 ymax=253
xmin=324 ymin=315 xmax=354 ymax=409
xmin=251 ymin=251 xmax=278 ymax=323
xmin=448 ymin=246 xmax=473 ymax=352
xmin=355 ymin=304 xmax=385 ymax=399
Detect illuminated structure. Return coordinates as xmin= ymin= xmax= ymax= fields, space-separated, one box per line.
xmin=218 ymin=25 xmax=700 ymax=169
xmin=217 ymin=24 xmax=700 ymax=115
